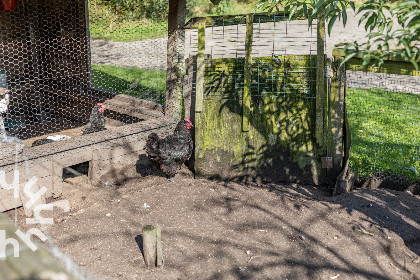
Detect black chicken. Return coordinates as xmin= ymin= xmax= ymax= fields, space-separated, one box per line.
xmin=146 ymin=118 xmax=193 ymax=181
xmin=82 ymin=103 xmax=106 ymax=135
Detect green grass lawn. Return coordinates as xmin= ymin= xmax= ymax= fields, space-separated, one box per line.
xmin=91 ymin=65 xmax=166 ymax=104
xmin=347 ymin=88 xmax=420 ymax=182
xmin=89 ymin=20 xmax=168 ymax=42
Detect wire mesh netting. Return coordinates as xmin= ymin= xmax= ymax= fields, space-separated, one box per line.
xmin=0 ymin=0 xmax=167 ymax=143
xmin=185 ymin=13 xmax=319 ymax=100
xmin=346 ymin=69 xmax=420 ymax=184
xmin=185 ymin=14 xmax=324 ymax=183
xmin=89 ymin=0 xmax=167 ymax=105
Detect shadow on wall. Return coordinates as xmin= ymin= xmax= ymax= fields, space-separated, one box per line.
xmin=194 ymin=55 xmax=323 ymax=185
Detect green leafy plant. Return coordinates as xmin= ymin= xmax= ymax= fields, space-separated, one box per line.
xmin=256 ymin=0 xmax=419 ymax=70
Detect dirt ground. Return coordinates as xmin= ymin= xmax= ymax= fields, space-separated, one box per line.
xmin=7 ymin=164 xmax=420 ymax=280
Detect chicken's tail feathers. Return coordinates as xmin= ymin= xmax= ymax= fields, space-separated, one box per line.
xmin=146 ymin=133 xmax=160 ymax=156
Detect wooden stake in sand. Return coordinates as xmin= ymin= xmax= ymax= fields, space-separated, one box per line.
xmin=156 ymin=225 xmax=163 ymax=267
xmin=142 ymin=224 xmax=163 ymax=268
xmin=142 ymin=225 xmax=157 ymax=267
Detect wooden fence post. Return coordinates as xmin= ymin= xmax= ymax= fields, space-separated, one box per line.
xmin=328 ymin=57 xmax=346 ymax=184
xmin=195 ymin=22 xmax=205 ymax=113
xmin=242 ymin=14 xmax=254 ymax=132
xmin=142 ymin=225 xmax=157 ymax=267
xmin=315 ymin=11 xmax=326 ymax=149
xmin=156 ymin=225 xmax=163 ymax=267
xmin=165 ymin=0 xmax=186 ymax=121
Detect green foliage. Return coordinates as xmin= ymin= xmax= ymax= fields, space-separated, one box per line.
xmin=89 ymin=0 xmax=261 ymax=41
xmin=89 ymin=20 xmax=168 ymax=42
xmin=97 ymin=0 xmax=169 ymax=21
xmin=257 ymin=0 xmax=419 ymax=70
xmin=91 ymin=65 xmax=166 ymax=104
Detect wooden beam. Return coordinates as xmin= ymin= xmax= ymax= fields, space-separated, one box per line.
xmin=242 ymin=14 xmax=254 ymax=132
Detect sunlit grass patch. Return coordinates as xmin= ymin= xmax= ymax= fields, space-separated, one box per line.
xmin=91 ymin=65 xmax=166 ymax=104
xmin=347 ymin=88 xmax=420 ymax=181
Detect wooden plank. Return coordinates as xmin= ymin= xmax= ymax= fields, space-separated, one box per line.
xmin=195 ymin=22 xmax=205 ymax=113
xmin=315 ymin=12 xmax=326 ymax=148
xmin=242 ymin=14 xmax=253 ymax=132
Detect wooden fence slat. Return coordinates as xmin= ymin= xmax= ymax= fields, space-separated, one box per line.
xmin=195 ymin=22 xmax=205 ymax=113
xmin=242 ymin=14 xmax=254 ymax=132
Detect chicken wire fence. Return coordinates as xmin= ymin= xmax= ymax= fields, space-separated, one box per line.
xmin=0 ymin=0 xmax=166 ymax=141
xmin=184 ymin=13 xmax=327 ymax=184
xmin=346 ymin=68 xmax=420 ymax=184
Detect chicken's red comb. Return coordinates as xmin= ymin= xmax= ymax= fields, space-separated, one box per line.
xmin=184 ymin=118 xmax=191 ymax=122
xmin=97 ymin=103 xmax=105 ymax=107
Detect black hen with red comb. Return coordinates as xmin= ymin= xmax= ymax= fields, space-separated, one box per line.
xmin=146 ymin=118 xmax=193 ymax=181
xmin=82 ymin=103 xmax=106 ymax=135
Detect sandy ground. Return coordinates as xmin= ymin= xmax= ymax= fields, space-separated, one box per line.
xmin=7 ymin=165 xmax=420 ymax=280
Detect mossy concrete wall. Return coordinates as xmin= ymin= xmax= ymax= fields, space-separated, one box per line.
xmin=193 ymin=55 xmax=326 ymax=185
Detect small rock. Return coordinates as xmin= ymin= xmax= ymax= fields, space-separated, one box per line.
xmin=367 ymin=203 xmax=373 ymax=207
xmin=246 ymin=250 xmax=251 ymax=255
xmin=299 ymin=235 xmax=305 ymax=240
xmin=79 ymin=263 xmax=85 ymax=266
xmin=143 ymin=203 xmax=150 ymax=208
xmin=104 ymin=181 xmax=112 ymax=186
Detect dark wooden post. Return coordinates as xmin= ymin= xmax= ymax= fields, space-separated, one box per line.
xmin=165 ymin=0 xmax=187 ymax=121
xmin=242 ymin=14 xmax=254 ymax=132
xmin=315 ymin=11 xmax=326 ymax=149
